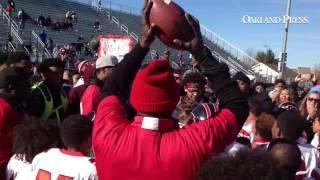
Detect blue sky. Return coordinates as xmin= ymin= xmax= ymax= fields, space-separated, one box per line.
xmin=89 ymin=0 xmax=319 ymax=69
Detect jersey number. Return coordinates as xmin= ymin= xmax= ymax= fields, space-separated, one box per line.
xmin=36 ymin=169 xmax=73 ymax=180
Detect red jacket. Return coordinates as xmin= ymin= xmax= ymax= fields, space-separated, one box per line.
xmin=93 ymin=96 xmax=239 ymax=180
xmin=0 ymin=98 xmax=24 ymax=179
xmin=81 ymin=84 xmax=101 ymax=116
xmin=93 ymin=45 xmax=248 ymax=180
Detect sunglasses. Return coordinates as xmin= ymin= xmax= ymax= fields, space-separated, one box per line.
xmin=307 ymin=97 xmax=320 ymax=103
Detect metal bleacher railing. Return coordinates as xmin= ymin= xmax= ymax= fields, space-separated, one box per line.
xmin=0 ymin=3 xmax=51 ymax=58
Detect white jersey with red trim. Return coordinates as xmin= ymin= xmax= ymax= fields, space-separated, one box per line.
xmin=238 ymin=121 xmax=254 ymax=143
xmin=31 ymin=148 xmax=97 ymax=180
xmin=296 ymin=143 xmax=320 ymax=179
xmin=6 ymin=154 xmax=31 ymax=180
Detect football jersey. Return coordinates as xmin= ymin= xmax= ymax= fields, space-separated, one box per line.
xmin=6 ymin=154 xmax=31 ymax=180
xmin=238 ymin=121 xmax=254 ymax=143
xmin=31 ymin=148 xmax=97 ymax=180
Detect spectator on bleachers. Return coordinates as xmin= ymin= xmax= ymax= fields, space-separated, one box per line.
xmin=39 ymin=30 xmax=47 ymax=44
xmin=5 ymin=0 xmax=15 ymax=15
xmin=65 ymin=11 xmax=73 ymax=22
xmin=46 ymin=38 xmax=54 ymax=52
xmin=93 ymin=20 xmax=101 ymax=32
xmin=52 ymin=20 xmax=61 ymax=31
xmin=37 ymin=15 xmax=45 ymax=27
xmin=17 ymin=9 xmax=27 ymax=29
xmin=45 ymin=16 xmax=52 ymax=27
xmin=71 ymin=11 xmax=77 ymax=22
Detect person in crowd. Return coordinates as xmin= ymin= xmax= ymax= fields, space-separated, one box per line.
xmin=173 ymin=68 xmax=182 ymax=85
xmin=45 ymin=16 xmax=52 ymax=27
xmin=0 ymin=52 xmax=8 ymax=71
xmin=0 ymin=67 xmax=32 ymax=179
xmin=25 ymin=59 xmax=68 ymax=124
xmin=252 ymin=113 xmax=275 ymax=150
xmin=46 ymin=38 xmax=54 ymax=52
xmin=92 ymin=1 xmax=248 ymax=179
xmin=269 ymin=79 xmax=286 ymax=99
xmin=179 ymin=72 xmax=208 ymax=107
xmin=65 ymin=11 xmax=73 ymax=22
xmin=7 ymin=51 xmax=32 ymax=71
xmin=233 ymin=71 xmax=251 ymax=97
xmin=37 ymin=15 xmax=45 ymax=27
xmin=31 ymin=115 xmax=97 ymax=179
xmin=5 ymin=120 xmax=61 ymax=180
xmin=268 ymin=138 xmax=302 ymax=180
xmin=199 ymin=150 xmax=281 ymax=180
xmin=300 ymin=91 xmax=320 ymax=143
xmin=311 ymin=112 xmax=320 ymax=150
xmin=271 ymin=110 xmax=320 ymax=179
xmin=273 ymin=88 xmax=295 ymax=106
xmin=238 ymin=97 xmax=262 ymax=143
xmin=93 ymin=20 xmax=101 ymax=32
xmin=39 ymin=30 xmax=47 ymax=44
xmin=253 ymin=81 xmax=266 ymax=95
xmin=5 ymin=3 xmax=14 ymax=16
xmin=53 ymin=20 xmax=61 ymax=31
xmin=17 ymin=9 xmax=27 ymax=29
xmin=81 ymin=55 xmax=118 ymax=116
xmin=68 ymin=60 xmax=95 ymax=115
xmin=7 ymin=0 xmax=15 ymax=10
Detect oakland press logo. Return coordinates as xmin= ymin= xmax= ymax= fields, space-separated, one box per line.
xmin=242 ymin=15 xmax=309 ymax=24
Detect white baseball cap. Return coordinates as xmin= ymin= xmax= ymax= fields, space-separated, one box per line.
xmin=96 ymin=55 xmax=119 ymax=69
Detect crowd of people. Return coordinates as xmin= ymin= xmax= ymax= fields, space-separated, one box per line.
xmin=1 ymin=1 xmax=320 ymax=180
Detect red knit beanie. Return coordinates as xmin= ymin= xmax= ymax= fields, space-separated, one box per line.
xmin=130 ymin=60 xmax=180 ymax=114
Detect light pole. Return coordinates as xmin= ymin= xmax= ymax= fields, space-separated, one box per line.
xmin=279 ymin=0 xmax=292 ymax=79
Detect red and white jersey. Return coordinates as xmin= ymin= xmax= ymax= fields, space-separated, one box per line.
xmin=238 ymin=121 xmax=254 ymax=143
xmin=31 ymin=148 xmax=97 ymax=180
xmin=6 ymin=154 xmax=31 ymax=180
xmin=296 ymin=143 xmax=320 ymax=179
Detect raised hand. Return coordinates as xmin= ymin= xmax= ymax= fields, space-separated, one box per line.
xmin=172 ymin=13 xmax=204 ymax=56
xmin=140 ymin=0 xmax=158 ymax=48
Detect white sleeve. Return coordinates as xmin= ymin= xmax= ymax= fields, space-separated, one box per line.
xmin=5 ymin=157 xmax=14 ymax=180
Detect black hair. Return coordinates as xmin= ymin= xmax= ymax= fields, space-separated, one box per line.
xmin=12 ymin=119 xmax=61 ymax=163
xmin=0 ymin=51 xmax=8 ymax=65
xmin=236 ymin=137 xmax=252 ymax=149
xmin=38 ymin=58 xmax=65 ymax=73
xmin=275 ymin=111 xmax=304 ymax=141
xmin=7 ymin=51 xmax=30 ymax=65
xmin=60 ymin=115 xmax=93 ymax=151
xmin=268 ymin=138 xmax=301 ymax=180
xmin=275 ymin=79 xmax=286 ymax=86
xmin=199 ymin=150 xmax=281 ymax=180
xmin=182 ymin=72 xmax=206 ymax=87
xmin=248 ymin=97 xmax=262 ymax=116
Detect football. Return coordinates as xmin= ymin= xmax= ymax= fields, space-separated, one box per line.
xmin=149 ymin=0 xmax=194 ymax=49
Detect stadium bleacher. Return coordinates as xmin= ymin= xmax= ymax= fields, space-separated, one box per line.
xmin=0 ymin=0 xmax=261 ymax=78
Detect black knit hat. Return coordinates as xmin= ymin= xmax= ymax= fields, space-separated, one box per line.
xmin=233 ymin=72 xmax=250 ymax=85
xmin=0 ymin=67 xmax=33 ymax=89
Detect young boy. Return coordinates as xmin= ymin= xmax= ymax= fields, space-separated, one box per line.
xmin=252 ymin=113 xmax=275 ymax=150
xmin=6 ymin=120 xmax=60 ymax=180
xmin=31 ymin=115 xmax=97 ymax=180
